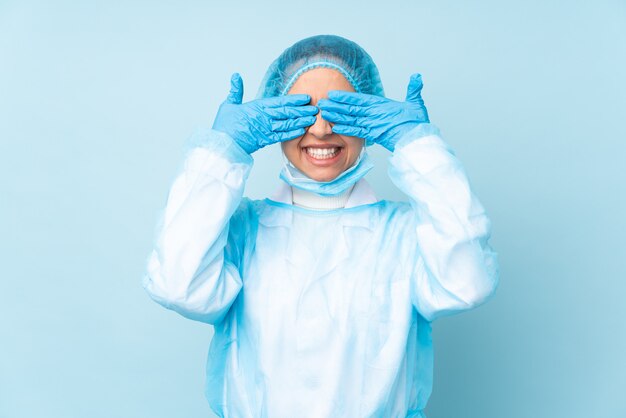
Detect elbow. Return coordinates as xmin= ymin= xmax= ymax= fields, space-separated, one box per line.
xmin=475 ymin=246 xmax=500 ymax=304
xmin=418 ymin=279 xmax=498 ymax=322
xmin=456 ymin=248 xmax=500 ymax=310
xmin=413 ymin=252 xmax=500 ymax=322
xmin=449 ymin=237 xmax=500 ymax=306
xmin=463 ymin=271 xmax=499 ymax=310
xmin=142 ymin=258 xmax=243 ymax=325
xmin=142 ymin=270 xmax=191 ymax=314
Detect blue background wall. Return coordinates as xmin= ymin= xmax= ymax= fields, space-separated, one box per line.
xmin=1 ymin=1 xmax=625 ymax=417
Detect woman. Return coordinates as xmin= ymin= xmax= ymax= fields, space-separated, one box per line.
xmin=143 ymin=35 xmax=499 ymax=418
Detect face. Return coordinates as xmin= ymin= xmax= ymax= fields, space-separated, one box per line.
xmin=282 ymin=67 xmax=364 ymax=182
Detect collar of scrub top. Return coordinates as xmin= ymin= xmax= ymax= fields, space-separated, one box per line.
xmin=263 ymin=178 xmax=380 ymax=269
xmin=269 ymin=178 xmax=378 ymax=208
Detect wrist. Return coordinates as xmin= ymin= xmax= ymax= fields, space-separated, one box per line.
xmin=381 ymin=122 xmax=422 ymax=152
xmin=211 ymin=124 xmax=255 ymax=155
xmin=183 ymin=127 xmax=255 ymax=164
xmin=393 ymin=123 xmax=440 ymax=152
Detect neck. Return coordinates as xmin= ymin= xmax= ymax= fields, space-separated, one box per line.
xmin=291 ymin=185 xmax=354 ymax=210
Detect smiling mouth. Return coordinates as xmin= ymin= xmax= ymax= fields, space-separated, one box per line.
xmin=303 ymin=146 xmax=342 ymax=160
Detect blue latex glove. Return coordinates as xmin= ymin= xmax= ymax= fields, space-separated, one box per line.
xmin=317 ymin=73 xmax=429 ymax=152
xmin=212 ymin=73 xmax=318 ymax=154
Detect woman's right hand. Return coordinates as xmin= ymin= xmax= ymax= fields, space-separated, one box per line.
xmin=212 ymin=73 xmax=319 ymax=154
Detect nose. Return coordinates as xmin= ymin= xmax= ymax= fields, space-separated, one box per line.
xmin=307 ymin=108 xmax=333 ymax=138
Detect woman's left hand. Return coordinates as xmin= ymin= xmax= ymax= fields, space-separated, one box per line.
xmin=317 ymin=73 xmax=429 ymax=152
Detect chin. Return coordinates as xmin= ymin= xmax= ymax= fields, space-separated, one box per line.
xmin=305 ymin=169 xmax=340 ymax=182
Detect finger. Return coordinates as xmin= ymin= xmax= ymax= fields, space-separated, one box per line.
xmin=327 ymin=90 xmax=388 ymax=106
xmin=261 ymin=94 xmax=311 ymax=108
xmin=331 ymin=124 xmax=369 ymax=138
xmin=271 ymin=115 xmax=316 ymax=132
xmin=405 ymin=73 xmax=424 ymax=103
xmin=226 ymin=73 xmax=244 ymax=104
xmin=264 ymin=105 xmax=318 ymax=119
xmin=320 ymin=110 xmax=361 ymax=126
xmin=272 ymin=128 xmax=307 ymax=143
xmin=317 ymin=99 xmax=371 ymax=117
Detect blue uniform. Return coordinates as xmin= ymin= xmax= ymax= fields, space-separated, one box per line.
xmin=143 ymin=124 xmax=499 ymax=417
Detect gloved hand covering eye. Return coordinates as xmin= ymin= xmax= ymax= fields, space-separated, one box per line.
xmin=317 ymin=73 xmax=430 ymax=152
xmin=212 ymin=73 xmax=319 ymax=154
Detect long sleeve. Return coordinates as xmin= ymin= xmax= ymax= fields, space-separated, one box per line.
xmin=142 ymin=128 xmax=254 ymax=324
xmin=388 ymin=123 xmax=500 ymax=322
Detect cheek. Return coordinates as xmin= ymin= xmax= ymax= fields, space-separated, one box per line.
xmin=281 ymin=140 xmax=300 ymax=161
xmin=341 ymin=137 xmax=364 ymax=164
xmin=281 ymin=140 xmax=292 ymax=152
xmin=348 ymin=150 xmax=360 ymax=166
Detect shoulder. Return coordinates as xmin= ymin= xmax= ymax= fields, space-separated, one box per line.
xmin=231 ymin=197 xmax=265 ymax=222
xmin=376 ymin=199 xmax=413 ymax=219
xmin=228 ymin=198 xmax=266 ymax=237
xmin=364 ymin=199 xmax=416 ymax=239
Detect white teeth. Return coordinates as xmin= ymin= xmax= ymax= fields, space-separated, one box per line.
xmin=305 ymin=147 xmax=339 ymax=159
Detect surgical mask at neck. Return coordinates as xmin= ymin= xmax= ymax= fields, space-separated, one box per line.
xmin=279 ymin=146 xmax=374 ymax=197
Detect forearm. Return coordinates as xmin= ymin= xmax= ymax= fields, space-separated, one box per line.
xmin=142 ymin=128 xmax=253 ymax=323
xmin=389 ymin=124 xmax=500 ymax=321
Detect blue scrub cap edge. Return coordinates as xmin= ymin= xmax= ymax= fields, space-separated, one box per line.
xmin=279 ymin=61 xmax=362 ymax=96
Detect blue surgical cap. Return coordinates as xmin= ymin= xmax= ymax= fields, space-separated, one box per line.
xmin=256 ymin=35 xmax=385 ymax=146
xmin=256 ymin=34 xmax=385 ymax=99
